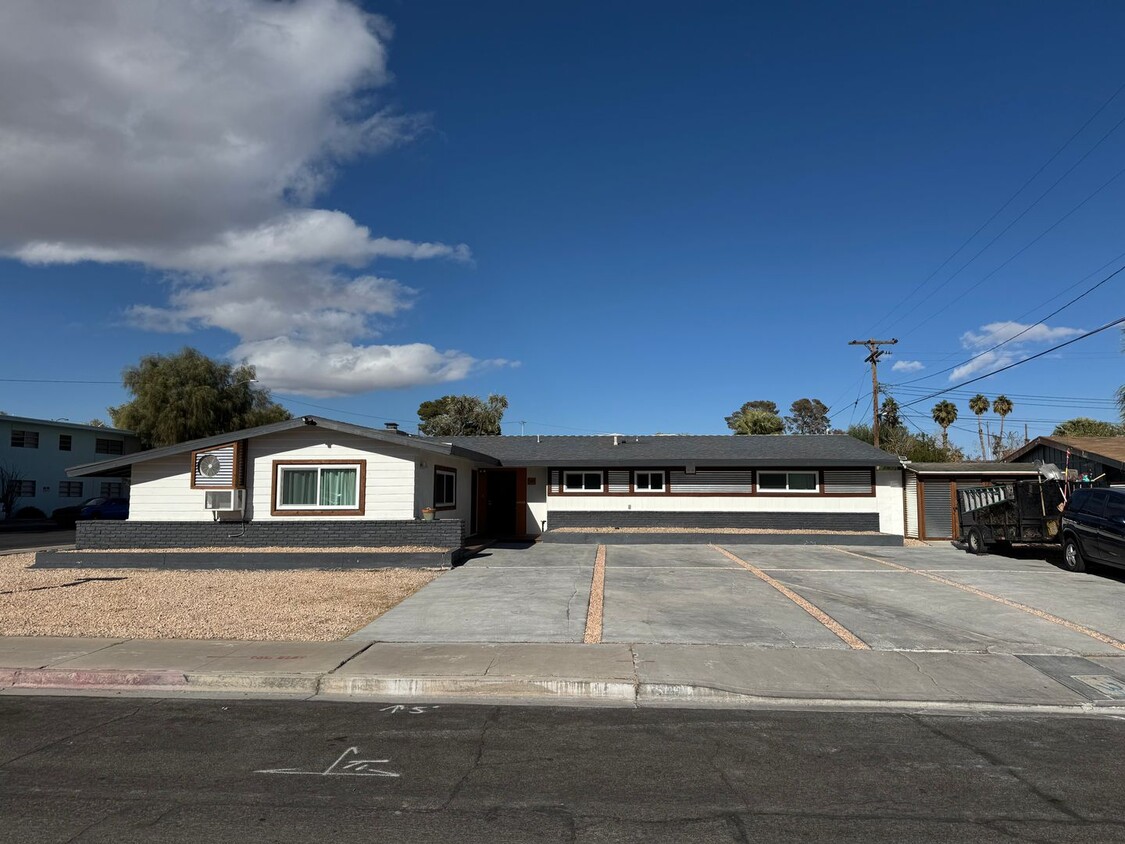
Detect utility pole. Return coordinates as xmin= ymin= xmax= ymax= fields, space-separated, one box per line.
xmin=848 ymin=338 xmax=898 ymax=449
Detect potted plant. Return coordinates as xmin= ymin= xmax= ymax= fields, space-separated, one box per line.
xmin=421 ymin=507 xmax=436 ymax=521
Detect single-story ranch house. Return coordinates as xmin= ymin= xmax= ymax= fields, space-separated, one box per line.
xmin=66 ymin=416 xmax=905 ymax=548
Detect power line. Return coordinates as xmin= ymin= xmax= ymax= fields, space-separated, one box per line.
xmin=868 ymin=80 xmax=1125 ymax=334
xmin=892 ymin=257 xmax=1125 ymax=388
xmin=901 ymin=162 xmax=1125 ymax=335
xmin=898 ymin=316 xmax=1125 ymax=409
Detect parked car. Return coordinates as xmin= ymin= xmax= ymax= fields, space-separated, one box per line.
xmin=1059 ymin=487 xmax=1125 ymax=573
xmin=51 ymin=497 xmax=104 ymax=528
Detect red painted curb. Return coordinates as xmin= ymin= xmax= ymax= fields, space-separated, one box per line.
xmin=0 ymin=668 xmax=187 ymax=688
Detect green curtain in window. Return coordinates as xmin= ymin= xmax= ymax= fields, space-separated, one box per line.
xmin=281 ymin=469 xmax=318 ymax=506
xmin=320 ymin=468 xmax=358 ymax=507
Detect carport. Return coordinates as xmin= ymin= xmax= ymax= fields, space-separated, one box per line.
xmin=904 ymin=462 xmax=1040 ymax=541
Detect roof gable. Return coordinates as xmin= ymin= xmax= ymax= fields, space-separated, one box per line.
xmin=1004 ymin=435 xmax=1125 ymax=470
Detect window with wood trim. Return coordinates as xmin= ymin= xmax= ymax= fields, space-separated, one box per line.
xmin=634 ymin=470 xmax=666 ymax=492
xmin=271 ymin=461 xmax=365 ymax=515
xmin=58 ymin=481 xmax=83 ymax=497
xmin=563 ymin=470 xmax=603 ymax=492
xmin=434 ymin=466 xmax=457 ymax=509
xmin=11 ymin=430 xmax=38 ymax=448
xmin=757 ymin=470 xmax=819 ymax=493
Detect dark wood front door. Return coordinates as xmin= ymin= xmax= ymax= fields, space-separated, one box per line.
xmin=475 ymin=469 xmax=527 ymax=537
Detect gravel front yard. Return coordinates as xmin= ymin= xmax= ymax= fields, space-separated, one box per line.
xmin=0 ymin=552 xmax=441 ymax=641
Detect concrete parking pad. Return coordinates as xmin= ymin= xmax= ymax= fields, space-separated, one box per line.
xmin=349 ymin=566 xmax=593 ymax=643
xmin=602 ymin=567 xmax=848 ymax=647
xmin=462 ymin=543 xmax=598 ymax=569
xmin=764 ymin=568 xmax=1122 ymax=655
xmin=723 ymin=544 xmax=891 ymax=571
xmin=841 ymin=544 xmax=1061 ymax=573
xmin=936 ymin=570 xmax=1125 ymax=644
xmin=604 ymin=544 xmax=741 ymax=568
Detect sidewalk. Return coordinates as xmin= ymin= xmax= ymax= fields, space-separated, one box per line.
xmin=2 ymin=636 xmax=1124 ymax=713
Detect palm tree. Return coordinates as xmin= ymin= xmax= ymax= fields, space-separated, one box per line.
xmin=993 ymin=395 xmax=1013 ymax=458
xmin=968 ymin=394 xmax=990 ymax=460
xmin=931 ymin=400 xmax=958 ymax=452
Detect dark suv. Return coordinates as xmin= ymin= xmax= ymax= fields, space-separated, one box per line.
xmin=1060 ymin=487 xmax=1125 ymax=572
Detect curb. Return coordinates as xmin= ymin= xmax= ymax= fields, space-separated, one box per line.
xmin=318 ymin=675 xmax=637 ymax=700
xmin=541 ymin=533 xmax=904 ymax=546
xmin=0 ymin=667 xmax=186 ymax=689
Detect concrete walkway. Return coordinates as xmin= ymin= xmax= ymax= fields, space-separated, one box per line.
xmin=2 ymin=635 xmax=1124 ymax=713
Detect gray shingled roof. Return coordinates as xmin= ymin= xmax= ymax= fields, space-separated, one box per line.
xmin=67 ymin=416 xmax=500 ymax=477
xmin=432 ymin=434 xmax=898 ymax=467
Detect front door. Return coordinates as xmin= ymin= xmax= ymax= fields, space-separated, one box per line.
xmin=474 ymin=469 xmax=527 ymax=537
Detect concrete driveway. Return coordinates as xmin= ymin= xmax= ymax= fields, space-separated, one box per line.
xmin=349 ymin=542 xmax=1125 ymax=657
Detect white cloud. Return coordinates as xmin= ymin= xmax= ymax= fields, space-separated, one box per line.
xmin=0 ymin=0 xmax=491 ymax=394
xmin=892 ymin=360 xmax=925 ymax=373
xmin=949 ymin=321 xmax=1083 ymax=381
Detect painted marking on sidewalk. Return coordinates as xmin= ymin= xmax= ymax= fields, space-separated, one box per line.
xmin=830 ymin=547 xmax=1125 ymax=653
xmin=583 ymin=545 xmax=606 ymax=644
xmin=711 ymin=545 xmax=870 ymax=650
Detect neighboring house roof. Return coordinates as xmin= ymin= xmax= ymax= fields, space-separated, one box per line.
xmin=66 ymin=416 xmax=501 ymax=478
xmin=434 ymin=434 xmax=898 ymax=468
xmin=904 ymin=462 xmax=1041 ymax=475
xmin=1003 ymin=436 xmax=1125 ymax=471
xmin=0 ymin=414 xmax=134 ymax=436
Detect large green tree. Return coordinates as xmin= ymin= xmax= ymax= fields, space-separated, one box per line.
xmin=417 ymin=394 xmax=508 ymax=436
xmin=930 ymin=400 xmax=958 ymax=451
xmin=847 ymin=424 xmax=963 ymax=462
xmin=785 ymin=398 xmax=830 ymax=435
xmin=108 ymin=347 xmax=291 ymax=448
xmin=726 ymin=400 xmax=783 ymax=435
xmin=1052 ymin=417 xmax=1125 ymax=437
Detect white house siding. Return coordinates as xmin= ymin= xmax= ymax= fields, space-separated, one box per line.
xmin=875 ymin=469 xmax=905 ymax=536
xmin=249 ymin=429 xmax=415 ymax=521
xmin=526 ymin=467 xmax=548 ymax=534
xmin=128 ymin=455 xmax=203 ymax=521
xmin=413 ymin=454 xmax=478 ymax=523
xmin=128 ymin=428 xmax=419 ymax=522
xmin=904 ymin=473 xmax=919 ymax=538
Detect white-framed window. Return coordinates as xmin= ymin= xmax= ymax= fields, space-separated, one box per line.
xmin=275 ymin=463 xmax=361 ymax=510
xmin=100 ymin=482 xmax=124 ymax=497
xmin=95 ymin=438 xmax=124 ymax=455
xmin=563 ymin=471 xmax=604 ymax=492
xmin=59 ymin=481 xmax=83 ymax=497
xmin=8 ymin=480 xmax=35 ymax=497
xmin=634 ymin=470 xmax=665 ymax=492
xmin=757 ymin=471 xmax=819 ymax=493
xmin=434 ymin=466 xmax=457 ymax=509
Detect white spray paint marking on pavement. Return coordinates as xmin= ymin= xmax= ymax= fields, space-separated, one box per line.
xmin=256 ymin=746 xmax=400 ymax=778
xmin=379 ymin=704 xmax=440 ymax=714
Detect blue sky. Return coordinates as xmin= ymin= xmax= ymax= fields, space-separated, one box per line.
xmin=1 ymin=0 xmax=1122 ymax=452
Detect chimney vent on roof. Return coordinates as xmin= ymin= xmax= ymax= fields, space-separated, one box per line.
xmin=385 ymin=422 xmax=400 ymax=433
xmin=613 ymin=434 xmax=620 ymax=446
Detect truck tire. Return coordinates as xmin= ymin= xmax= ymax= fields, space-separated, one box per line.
xmin=967 ymin=527 xmax=988 ymax=555
xmin=1062 ymin=536 xmax=1086 ymax=573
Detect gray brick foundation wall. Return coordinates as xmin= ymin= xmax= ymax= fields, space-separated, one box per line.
xmin=76 ymin=519 xmax=466 ymax=549
xmin=547 ymin=511 xmax=880 ymax=531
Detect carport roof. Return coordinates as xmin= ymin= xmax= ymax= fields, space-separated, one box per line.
xmin=904 ymin=462 xmax=1040 ymax=475
xmin=433 ymin=434 xmax=898 ymax=467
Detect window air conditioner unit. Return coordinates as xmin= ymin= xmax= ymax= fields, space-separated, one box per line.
xmin=204 ymin=489 xmax=245 ymax=511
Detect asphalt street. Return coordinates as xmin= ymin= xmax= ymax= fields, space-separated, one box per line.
xmin=2 ymin=696 xmax=1123 ymax=842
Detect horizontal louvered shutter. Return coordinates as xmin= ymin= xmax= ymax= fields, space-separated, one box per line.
xmin=668 ymin=470 xmax=754 ymax=494
xmin=608 ymin=470 xmax=630 ymax=493
xmin=823 ymin=470 xmax=871 ymax=494
xmin=549 ymin=469 xmax=560 ymax=494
